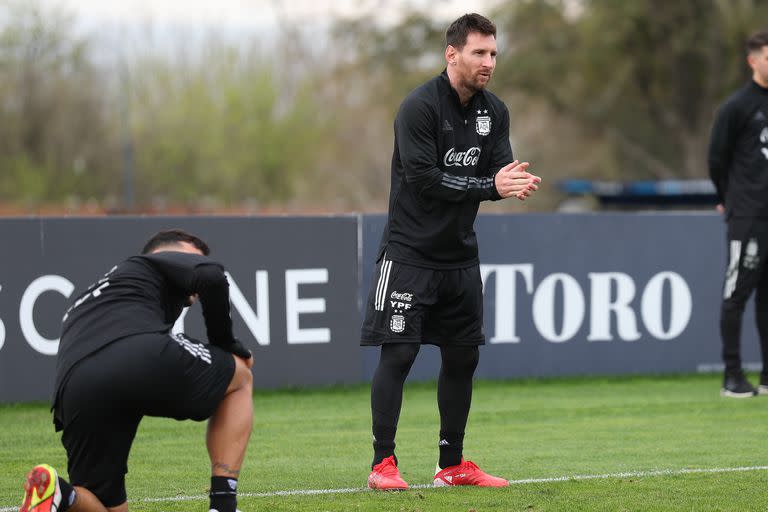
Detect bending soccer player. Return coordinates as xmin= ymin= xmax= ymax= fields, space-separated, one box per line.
xmin=20 ymin=229 xmax=253 ymax=512
xmin=361 ymin=13 xmax=541 ymax=489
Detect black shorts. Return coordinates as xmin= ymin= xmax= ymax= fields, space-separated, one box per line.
xmin=360 ymin=256 xmax=485 ymax=346
xmin=55 ymin=332 xmax=236 ymax=507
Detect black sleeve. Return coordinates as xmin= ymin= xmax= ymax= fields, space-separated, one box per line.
xmin=708 ymin=100 xmax=739 ymax=204
xmin=193 ymin=264 xmax=238 ymax=348
xmin=488 ymin=106 xmax=515 ymax=176
xmin=143 ymin=252 xmax=236 ymax=347
xmin=396 ymin=96 xmax=499 ymax=202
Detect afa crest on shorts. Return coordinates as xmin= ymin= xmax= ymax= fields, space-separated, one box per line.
xmin=476 ymin=115 xmax=491 ymax=136
xmin=390 ymin=314 xmax=405 ymax=333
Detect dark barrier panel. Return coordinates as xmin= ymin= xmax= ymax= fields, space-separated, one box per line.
xmin=0 ymin=217 xmax=360 ymax=403
xmin=360 ymin=213 xmax=759 ymax=381
xmin=1 ymin=214 xmax=758 ymax=403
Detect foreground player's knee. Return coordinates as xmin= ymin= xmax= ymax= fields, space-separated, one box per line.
xmin=235 ymin=358 xmax=253 ymax=389
xmin=226 ymin=356 xmax=253 ymax=394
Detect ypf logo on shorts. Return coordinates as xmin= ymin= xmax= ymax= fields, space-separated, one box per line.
xmin=390 ymin=315 xmax=405 ymax=333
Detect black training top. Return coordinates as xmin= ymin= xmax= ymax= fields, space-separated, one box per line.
xmin=377 ymin=70 xmax=514 ymax=269
xmin=708 ymin=80 xmax=768 ymax=218
xmin=54 ymin=251 xmax=236 ymax=394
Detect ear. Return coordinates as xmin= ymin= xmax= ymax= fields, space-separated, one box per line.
xmin=747 ymin=50 xmax=765 ymax=71
xmin=445 ymin=45 xmax=457 ymax=65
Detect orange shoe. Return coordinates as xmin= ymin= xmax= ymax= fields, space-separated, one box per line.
xmin=433 ymin=459 xmax=509 ymax=487
xmin=367 ymin=456 xmax=409 ymax=490
xmin=20 ymin=464 xmax=62 ymax=512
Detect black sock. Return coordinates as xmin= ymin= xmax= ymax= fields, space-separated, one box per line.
xmin=57 ymin=476 xmax=75 ymax=512
xmin=370 ymin=344 xmax=420 ymax=468
xmin=437 ymin=346 xmax=478 ymax=469
xmin=372 ymin=427 xmax=397 ymax=468
xmin=438 ymin=432 xmax=465 ymax=469
xmin=721 ymin=301 xmax=745 ymax=374
xmin=209 ymin=476 xmax=237 ymax=512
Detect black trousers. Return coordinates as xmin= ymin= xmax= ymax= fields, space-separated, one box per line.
xmin=720 ymin=217 xmax=768 ymax=375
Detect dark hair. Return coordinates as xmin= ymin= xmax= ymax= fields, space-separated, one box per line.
xmin=747 ymin=30 xmax=768 ymax=54
xmin=446 ymin=13 xmax=496 ymax=50
xmin=141 ymin=229 xmax=210 ymax=255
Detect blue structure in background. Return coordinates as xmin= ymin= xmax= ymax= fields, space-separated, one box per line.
xmin=559 ymin=179 xmax=719 ymax=209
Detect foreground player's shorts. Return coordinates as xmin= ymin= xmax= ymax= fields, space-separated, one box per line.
xmin=54 ymin=332 xmax=235 ymax=507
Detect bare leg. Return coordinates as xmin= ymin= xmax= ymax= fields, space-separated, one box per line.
xmin=207 ymin=355 xmax=254 ymax=477
xmin=66 ymin=485 xmax=110 ymax=512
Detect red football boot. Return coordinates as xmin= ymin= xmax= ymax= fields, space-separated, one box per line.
xmin=20 ymin=464 xmax=62 ymax=512
xmin=367 ymin=456 xmax=409 ymax=490
xmin=433 ymin=459 xmax=509 ymax=487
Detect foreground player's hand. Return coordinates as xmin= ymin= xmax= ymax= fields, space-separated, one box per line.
xmin=494 ymin=161 xmax=541 ymax=200
xmin=222 ymin=338 xmax=253 ymax=368
xmin=240 ymin=352 xmax=254 ymax=369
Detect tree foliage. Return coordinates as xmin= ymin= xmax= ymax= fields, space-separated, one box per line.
xmin=3 ymin=0 xmax=768 ymax=213
xmin=0 ymin=1 xmax=117 ymax=205
xmin=494 ymin=0 xmax=768 ymax=179
xmin=0 ymin=1 xmax=329 ymax=212
xmin=128 ymin=41 xmax=326 ymax=207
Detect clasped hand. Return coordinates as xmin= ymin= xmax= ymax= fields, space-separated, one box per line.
xmin=494 ymin=160 xmax=541 ymax=200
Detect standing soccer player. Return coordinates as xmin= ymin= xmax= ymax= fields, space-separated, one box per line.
xmin=709 ymin=29 xmax=768 ymax=398
xmin=361 ymin=13 xmax=541 ymax=489
xmin=19 ymin=229 xmax=253 ymax=512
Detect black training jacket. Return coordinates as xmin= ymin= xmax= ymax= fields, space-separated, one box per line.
xmin=708 ymin=80 xmax=768 ymax=218
xmin=377 ymin=70 xmax=515 ymax=269
xmin=54 ymin=251 xmax=237 ymax=398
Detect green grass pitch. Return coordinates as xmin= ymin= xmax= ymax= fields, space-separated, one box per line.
xmin=2 ymin=373 xmax=768 ymax=511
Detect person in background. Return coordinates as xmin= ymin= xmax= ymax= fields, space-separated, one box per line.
xmin=708 ymin=29 xmax=768 ymax=398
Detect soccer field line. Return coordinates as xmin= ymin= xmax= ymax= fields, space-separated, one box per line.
xmin=2 ymin=465 xmax=767 ymax=511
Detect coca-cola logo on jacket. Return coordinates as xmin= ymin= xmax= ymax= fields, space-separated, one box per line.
xmin=443 ymin=147 xmax=481 ymax=167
